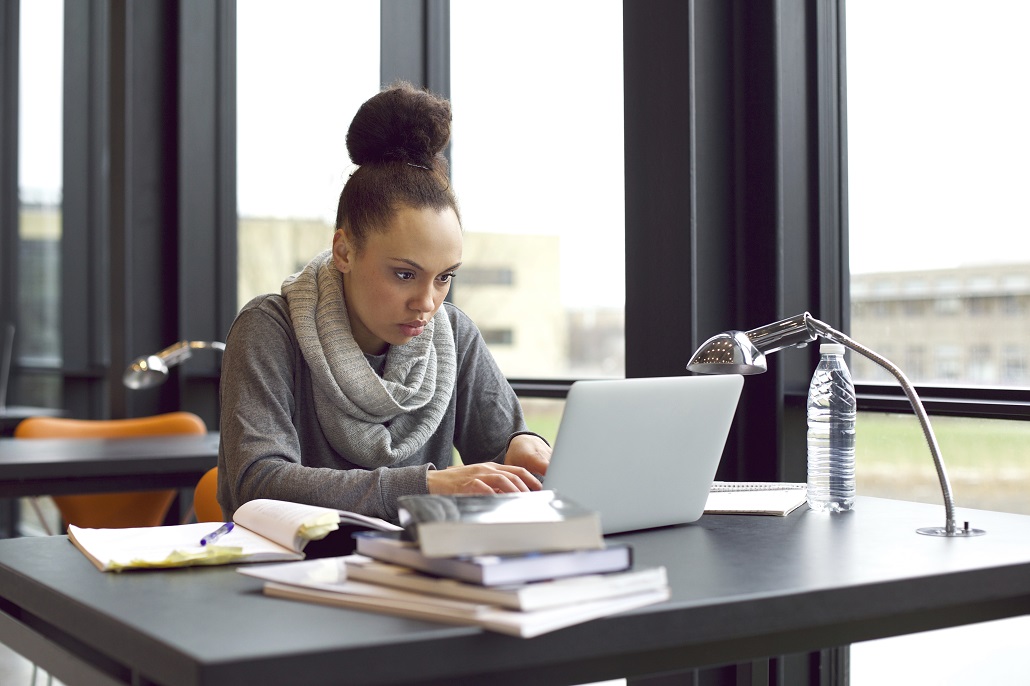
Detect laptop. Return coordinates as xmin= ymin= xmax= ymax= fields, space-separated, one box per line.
xmin=542 ymin=374 xmax=744 ymax=535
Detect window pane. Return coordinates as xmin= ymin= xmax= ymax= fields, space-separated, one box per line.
xmin=856 ymin=412 xmax=1030 ymax=515
xmin=450 ymin=1 xmax=625 ymax=378
xmin=847 ymin=0 xmax=1030 ymax=388
xmin=847 ymin=4 xmax=1030 ymax=680
xmin=16 ymin=0 xmax=64 ymax=407
xmin=236 ymin=1 xmax=380 ymax=310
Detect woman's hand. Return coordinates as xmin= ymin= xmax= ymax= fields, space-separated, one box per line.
xmin=504 ymin=433 xmax=552 ymax=477
xmin=427 ymin=462 xmax=542 ymax=495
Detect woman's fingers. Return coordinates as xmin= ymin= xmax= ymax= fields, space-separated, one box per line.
xmin=428 ymin=463 xmax=541 ymax=495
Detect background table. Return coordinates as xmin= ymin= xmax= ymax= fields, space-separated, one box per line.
xmin=1 ymin=497 xmax=1029 ymax=686
xmin=0 ymin=433 xmax=220 ymax=498
xmin=0 ymin=433 xmax=220 ymax=536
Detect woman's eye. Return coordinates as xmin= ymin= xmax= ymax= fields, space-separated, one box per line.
xmin=394 ymin=270 xmax=416 ymax=281
xmin=438 ymin=272 xmax=457 ymax=284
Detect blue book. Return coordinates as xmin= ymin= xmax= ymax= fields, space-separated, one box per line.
xmin=354 ymin=531 xmax=632 ymax=587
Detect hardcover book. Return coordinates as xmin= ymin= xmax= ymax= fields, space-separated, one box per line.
xmin=397 ymin=490 xmax=603 ymax=557
xmin=341 ymin=554 xmax=667 ymax=611
xmin=354 ymin=531 xmax=632 ymax=586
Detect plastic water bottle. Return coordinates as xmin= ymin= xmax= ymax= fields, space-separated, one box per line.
xmin=806 ymin=343 xmax=856 ymax=512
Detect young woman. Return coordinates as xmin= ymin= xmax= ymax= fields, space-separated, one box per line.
xmin=217 ymin=83 xmax=551 ymax=521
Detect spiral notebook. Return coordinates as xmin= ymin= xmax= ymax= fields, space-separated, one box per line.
xmin=704 ymin=482 xmax=808 ymax=516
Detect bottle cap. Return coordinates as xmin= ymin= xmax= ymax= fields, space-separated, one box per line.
xmin=820 ymin=343 xmax=846 ymax=356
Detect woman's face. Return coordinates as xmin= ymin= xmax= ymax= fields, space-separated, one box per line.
xmin=333 ymin=206 xmax=462 ymax=355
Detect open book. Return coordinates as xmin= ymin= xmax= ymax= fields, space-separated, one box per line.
xmin=68 ymin=498 xmax=401 ymax=572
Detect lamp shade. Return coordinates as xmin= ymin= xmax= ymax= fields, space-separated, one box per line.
xmin=123 ymin=340 xmax=225 ymax=390
xmin=686 ymin=331 xmax=767 ymax=375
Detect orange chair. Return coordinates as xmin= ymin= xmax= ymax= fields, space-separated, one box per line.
xmin=193 ymin=466 xmax=223 ymax=522
xmin=14 ymin=411 xmax=208 ymax=531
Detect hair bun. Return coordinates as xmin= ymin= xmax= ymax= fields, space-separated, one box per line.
xmin=346 ymin=81 xmax=451 ymax=168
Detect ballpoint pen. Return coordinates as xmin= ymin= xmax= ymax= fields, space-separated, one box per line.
xmin=199 ymin=521 xmax=234 ymax=546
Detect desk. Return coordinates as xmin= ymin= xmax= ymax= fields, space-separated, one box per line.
xmin=1 ymin=497 xmax=1029 ymax=686
xmin=0 ymin=433 xmax=220 ymax=498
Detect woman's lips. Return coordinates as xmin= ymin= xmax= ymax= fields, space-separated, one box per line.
xmin=399 ymin=321 xmax=427 ymax=337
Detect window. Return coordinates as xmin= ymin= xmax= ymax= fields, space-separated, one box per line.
xmin=848 ymin=1 xmax=1030 ymax=678
xmin=848 ymin=1 xmax=1030 ymax=388
xmin=15 ymin=0 xmax=63 ymax=406
xmin=236 ymin=1 xmax=380 ymax=310
xmin=449 ymin=0 xmax=625 ymax=379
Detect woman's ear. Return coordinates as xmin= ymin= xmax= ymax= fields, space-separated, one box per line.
xmin=332 ymin=229 xmax=353 ymax=273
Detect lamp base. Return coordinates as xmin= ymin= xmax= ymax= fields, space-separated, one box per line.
xmin=916 ymin=525 xmax=986 ymax=537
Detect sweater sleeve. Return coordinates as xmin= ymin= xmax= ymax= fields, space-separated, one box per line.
xmin=447 ymin=305 xmax=532 ymax=465
xmin=216 ymin=297 xmax=430 ymax=522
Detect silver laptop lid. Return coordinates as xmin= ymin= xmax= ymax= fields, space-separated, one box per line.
xmin=542 ymin=374 xmax=743 ymax=535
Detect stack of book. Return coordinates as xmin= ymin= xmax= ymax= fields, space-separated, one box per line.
xmin=240 ymin=490 xmax=670 ymax=638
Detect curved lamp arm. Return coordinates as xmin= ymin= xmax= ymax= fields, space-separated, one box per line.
xmin=123 ymin=340 xmax=226 ymax=390
xmin=687 ymin=312 xmax=984 ymax=537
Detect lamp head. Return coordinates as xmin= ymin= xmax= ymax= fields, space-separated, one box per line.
xmin=122 ymin=340 xmax=224 ymax=390
xmin=123 ymin=354 xmax=171 ymax=390
xmin=686 ymin=330 xmax=768 ymax=375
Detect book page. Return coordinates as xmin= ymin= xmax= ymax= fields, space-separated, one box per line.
xmin=233 ymin=499 xmax=342 ymax=552
xmin=68 ymin=522 xmax=300 ymax=572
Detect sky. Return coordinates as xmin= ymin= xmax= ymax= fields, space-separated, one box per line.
xmin=19 ymin=1 xmax=1030 ymax=295
xmin=846 ymin=0 xmax=1030 ymax=274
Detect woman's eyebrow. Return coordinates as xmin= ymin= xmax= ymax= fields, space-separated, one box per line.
xmin=391 ymin=258 xmax=463 ymax=273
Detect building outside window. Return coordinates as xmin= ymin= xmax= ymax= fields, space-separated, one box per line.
xmin=449 ymin=0 xmax=625 ymax=381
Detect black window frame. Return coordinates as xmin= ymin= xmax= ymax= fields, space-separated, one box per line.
xmin=2 ymin=3 xmax=1029 ymax=679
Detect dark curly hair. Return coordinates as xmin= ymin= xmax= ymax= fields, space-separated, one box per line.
xmin=335 ymin=81 xmax=460 ymax=249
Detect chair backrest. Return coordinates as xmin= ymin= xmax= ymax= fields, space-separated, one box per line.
xmin=193 ymin=467 xmax=223 ymax=522
xmin=13 ymin=411 xmax=207 ymax=439
xmin=14 ymin=411 xmax=208 ymax=530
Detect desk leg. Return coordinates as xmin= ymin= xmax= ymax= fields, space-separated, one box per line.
xmin=0 ymin=498 xmax=17 ymax=538
xmin=625 ymin=650 xmax=848 ymax=686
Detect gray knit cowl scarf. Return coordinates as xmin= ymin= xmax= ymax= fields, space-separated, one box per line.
xmin=281 ymin=250 xmax=456 ymax=468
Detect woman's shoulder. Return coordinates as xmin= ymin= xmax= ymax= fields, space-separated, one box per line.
xmin=230 ymin=293 xmax=292 ymax=337
xmin=440 ymin=301 xmax=478 ymax=333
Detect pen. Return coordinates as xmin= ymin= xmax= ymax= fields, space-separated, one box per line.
xmin=199 ymin=522 xmax=234 ymax=546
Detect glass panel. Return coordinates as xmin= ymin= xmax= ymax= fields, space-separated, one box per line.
xmin=16 ymin=0 xmax=64 ymax=407
xmin=847 ymin=0 xmax=1030 ymax=389
xmin=847 ymin=4 xmax=1030 ymax=679
xmin=236 ymin=1 xmax=380 ymax=310
xmin=450 ymin=0 xmax=625 ymax=378
xmin=856 ymin=412 xmax=1030 ymax=515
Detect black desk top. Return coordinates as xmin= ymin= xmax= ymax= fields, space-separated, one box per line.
xmin=0 ymin=432 xmax=220 ymax=496
xmin=1 ymin=497 xmax=1029 ymax=686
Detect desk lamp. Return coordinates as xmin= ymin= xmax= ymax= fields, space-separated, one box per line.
xmin=686 ymin=311 xmax=984 ymax=537
xmin=123 ymin=340 xmax=226 ymax=390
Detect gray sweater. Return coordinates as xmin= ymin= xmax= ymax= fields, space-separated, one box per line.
xmin=217 ymin=296 xmax=529 ymax=522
